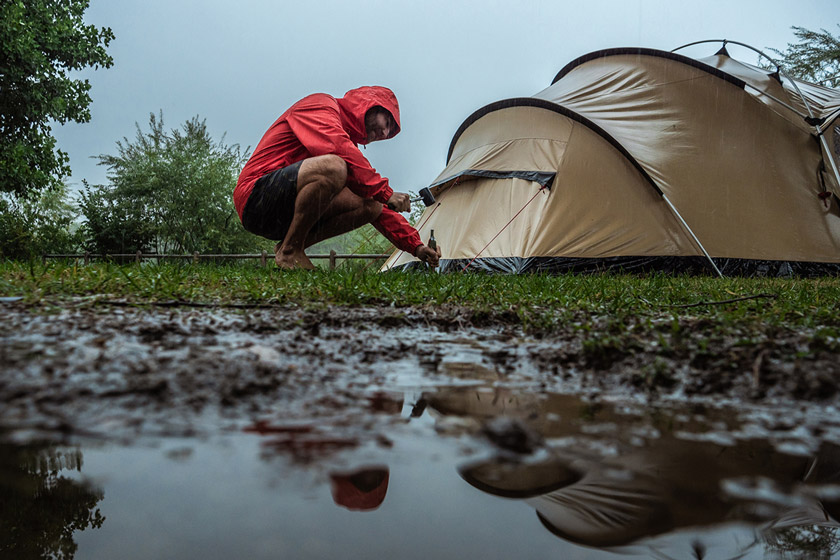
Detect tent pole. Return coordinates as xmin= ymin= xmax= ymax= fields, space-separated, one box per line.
xmin=745 ymin=84 xmax=840 ymax=189
xmin=735 ymin=42 xmax=840 ymax=192
xmin=660 ymin=195 xmax=724 ymax=277
xmin=712 ymin=40 xmax=840 ymax=191
xmin=772 ymin=59 xmax=840 ymax=190
xmin=818 ymin=134 xmax=840 ymax=194
xmin=742 ymin=84 xmax=840 ymax=193
xmin=743 ymin=84 xmax=808 ymax=118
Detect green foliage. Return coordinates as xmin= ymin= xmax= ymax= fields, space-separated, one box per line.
xmin=764 ymin=525 xmax=840 ymax=558
xmin=0 ymin=0 xmax=114 ymax=198
xmin=407 ymin=190 xmax=426 ymax=226
xmin=0 ymin=443 xmax=104 ymax=560
xmin=343 ymin=224 xmax=393 ymax=254
xmin=77 ymin=180 xmax=155 ymax=255
xmin=309 ymin=224 xmax=390 ymax=258
xmin=769 ymin=25 xmax=840 ymax=87
xmin=80 ymin=112 xmax=266 ymax=255
xmin=0 ymin=184 xmax=83 ymax=260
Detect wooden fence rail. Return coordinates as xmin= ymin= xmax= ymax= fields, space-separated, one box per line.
xmin=42 ymin=251 xmax=390 ymax=270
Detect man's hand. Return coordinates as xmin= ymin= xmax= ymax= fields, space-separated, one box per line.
xmin=386 ymin=192 xmax=410 ymax=213
xmin=415 ymin=244 xmax=442 ymax=268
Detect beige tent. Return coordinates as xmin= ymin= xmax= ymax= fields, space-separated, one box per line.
xmin=384 ymin=41 xmax=840 ymax=275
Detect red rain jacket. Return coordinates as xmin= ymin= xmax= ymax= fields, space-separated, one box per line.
xmin=234 ymin=86 xmax=422 ymax=255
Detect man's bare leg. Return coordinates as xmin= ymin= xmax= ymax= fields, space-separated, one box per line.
xmin=275 ymin=155 xmax=347 ymax=269
xmin=304 ymin=188 xmax=383 ymax=248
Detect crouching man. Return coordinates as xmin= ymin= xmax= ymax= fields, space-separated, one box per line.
xmin=234 ymin=86 xmax=440 ymax=270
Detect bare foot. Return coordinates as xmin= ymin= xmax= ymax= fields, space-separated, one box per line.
xmin=274 ymin=243 xmax=316 ymax=270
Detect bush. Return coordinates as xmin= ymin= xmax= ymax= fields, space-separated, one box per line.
xmin=80 ymin=112 xmax=269 ymax=255
xmin=0 ymin=185 xmax=82 ymax=260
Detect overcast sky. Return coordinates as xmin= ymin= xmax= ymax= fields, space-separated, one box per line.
xmin=54 ymin=0 xmax=840 ymax=196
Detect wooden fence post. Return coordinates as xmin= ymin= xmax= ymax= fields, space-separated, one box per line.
xmin=260 ymin=250 xmax=267 ymax=267
xmin=136 ymin=250 xmax=142 ymax=263
xmin=84 ymin=252 xmax=90 ymax=265
xmin=193 ymin=251 xmax=199 ymax=264
xmin=329 ymin=250 xmax=337 ymax=270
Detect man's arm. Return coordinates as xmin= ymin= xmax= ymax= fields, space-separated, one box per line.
xmin=372 ymin=208 xmax=440 ymax=266
xmin=372 ymin=207 xmax=421 ymax=254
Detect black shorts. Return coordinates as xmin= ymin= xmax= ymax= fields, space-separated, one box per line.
xmin=241 ymin=161 xmax=302 ymax=241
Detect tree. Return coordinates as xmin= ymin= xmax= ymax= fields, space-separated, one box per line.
xmin=81 ymin=112 xmax=263 ymax=255
xmin=0 ymin=0 xmax=114 ymax=199
xmin=769 ymin=25 xmax=840 ymax=88
xmin=0 ymin=183 xmax=83 ymax=260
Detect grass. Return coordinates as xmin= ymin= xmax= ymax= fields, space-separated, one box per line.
xmin=2 ymin=259 xmax=839 ymax=333
xmin=4 ymin=259 xmax=840 ymax=397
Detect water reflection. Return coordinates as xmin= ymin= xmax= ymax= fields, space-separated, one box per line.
xmin=0 ymin=442 xmax=105 ymax=559
xmin=241 ymin=391 xmax=404 ymax=464
xmin=423 ymin=386 xmax=840 ymax=557
xmin=243 ymin=420 xmax=360 ymax=463
xmin=5 ymin=385 xmax=840 ymax=559
xmin=330 ymin=467 xmax=390 ymax=512
xmin=243 ymin=391 xmax=403 ymax=514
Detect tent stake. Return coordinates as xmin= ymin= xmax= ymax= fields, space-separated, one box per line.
xmin=661 ymin=195 xmax=723 ymax=277
xmin=381 ymin=202 xmax=442 ymax=272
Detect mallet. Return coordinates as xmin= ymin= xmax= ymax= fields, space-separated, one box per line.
xmin=412 ymin=187 xmax=436 ymax=207
xmin=387 ymin=187 xmax=436 ymax=211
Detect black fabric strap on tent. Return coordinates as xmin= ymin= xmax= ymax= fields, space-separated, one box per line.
xmin=390 ymin=256 xmax=840 ymax=277
xmin=430 ymin=169 xmax=557 ymax=190
xmin=550 ymin=47 xmax=748 ymax=88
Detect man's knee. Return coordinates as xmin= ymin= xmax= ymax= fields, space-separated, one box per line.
xmin=322 ymin=154 xmax=348 ymax=184
xmin=298 ymin=154 xmax=347 ymax=189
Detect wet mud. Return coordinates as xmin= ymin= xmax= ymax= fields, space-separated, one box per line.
xmin=1 ymin=299 xmax=839 ymax=441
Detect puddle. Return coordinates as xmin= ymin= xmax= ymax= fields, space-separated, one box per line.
xmin=4 ymin=305 xmax=840 ymax=558
xmin=4 ymin=386 xmax=840 ymax=559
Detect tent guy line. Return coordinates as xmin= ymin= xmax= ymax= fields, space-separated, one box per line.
xmin=460 ymin=185 xmax=550 ymax=273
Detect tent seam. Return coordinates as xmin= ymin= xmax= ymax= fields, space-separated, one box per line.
xmin=551 ymin=47 xmax=747 ymax=89
xmin=448 ymin=138 xmax=568 ymax=164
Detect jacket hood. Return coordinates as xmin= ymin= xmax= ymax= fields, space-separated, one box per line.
xmin=337 ymin=86 xmax=401 ymax=145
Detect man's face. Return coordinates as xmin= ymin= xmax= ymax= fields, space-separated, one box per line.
xmin=365 ymin=109 xmax=394 ymax=143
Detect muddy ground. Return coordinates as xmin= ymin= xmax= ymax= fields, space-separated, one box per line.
xmin=2 ymin=299 xmax=839 ymax=443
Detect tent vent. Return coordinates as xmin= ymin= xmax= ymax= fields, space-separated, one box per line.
xmin=431 ymin=170 xmax=556 ymax=190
